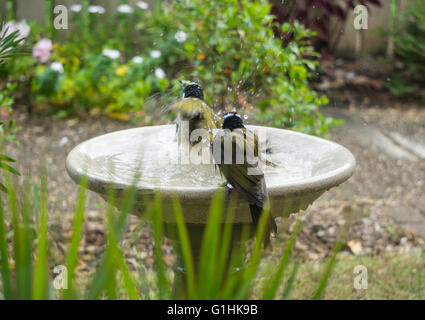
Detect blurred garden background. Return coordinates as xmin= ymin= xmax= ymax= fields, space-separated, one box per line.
xmin=0 ymin=0 xmax=424 ymax=299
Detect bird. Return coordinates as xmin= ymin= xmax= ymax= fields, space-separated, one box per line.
xmin=169 ymin=80 xmax=221 ymax=146
xmin=212 ymin=112 xmax=277 ymax=247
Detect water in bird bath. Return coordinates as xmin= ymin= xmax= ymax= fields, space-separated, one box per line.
xmin=76 ymin=125 xmax=311 ymax=189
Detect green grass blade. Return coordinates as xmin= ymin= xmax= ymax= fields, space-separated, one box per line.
xmin=152 ymin=192 xmax=168 ymax=299
xmin=281 ymin=262 xmax=300 ymax=300
xmin=220 ymin=222 xmax=251 ymax=299
xmin=172 ymin=195 xmax=196 ymax=299
xmin=0 ymin=189 xmax=13 ymax=299
xmin=213 ymin=198 xmax=236 ymax=298
xmin=21 ymin=179 xmax=33 ymax=299
xmin=137 ymin=262 xmax=151 ymax=300
xmin=104 ymin=185 xmax=140 ymax=300
xmin=105 ymin=218 xmax=139 ymax=300
xmin=312 ymin=218 xmax=350 ymax=300
xmin=5 ymin=170 xmax=25 ymax=299
xmin=87 ymin=184 xmax=118 ymax=299
xmin=1 ymin=163 xmax=20 ymax=176
xmin=261 ymin=216 xmax=302 ymax=300
xmin=234 ymin=206 xmax=272 ymax=299
xmin=114 ymin=246 xmax=140 ymax=300
xmin=87 ymin=178 xmax=137 ymax=300
xmin=32 ymin=181 xmax=40 ymax=230
xmin=198 ymin=190 xmax=224 ymax=299
xmin=32 ymin=174 xmax=49 ymax=299
xmin=62 ymin=175 xmax=88 ymax=300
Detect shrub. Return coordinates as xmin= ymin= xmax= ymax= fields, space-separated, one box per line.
xmin=0 ymin=22 xmax=25 ymax=191
xmin=171 ymin=0 xmax=336 ymax=135
xmin=2 ymin=0 xmax=339 ymax=135
xmin=386 ymin=0 xmax=425 ymax=97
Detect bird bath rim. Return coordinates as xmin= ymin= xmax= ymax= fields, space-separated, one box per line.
xmin=65 ymin=124 xmax=356 ymax=200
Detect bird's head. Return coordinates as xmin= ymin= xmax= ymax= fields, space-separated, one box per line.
xmin=222 ymin=112 xmax=244 ymax=131
xmin=180 ymin=80 xmax=204 ymax=100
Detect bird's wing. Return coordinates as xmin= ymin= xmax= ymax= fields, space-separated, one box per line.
xmin=213 ymin=129 xmax=266 ymax=206
xmin=169 ymin=98 xmax=219 ymax=130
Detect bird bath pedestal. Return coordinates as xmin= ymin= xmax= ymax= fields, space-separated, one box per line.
xmin=66 ymin=125 xmax=355 ymax=298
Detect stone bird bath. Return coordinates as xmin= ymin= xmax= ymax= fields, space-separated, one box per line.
xmin=66 ymin=124 xmax=355 ymax=297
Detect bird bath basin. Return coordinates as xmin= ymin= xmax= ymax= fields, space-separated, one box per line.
xmin=66 ymin=124 xmax=355 ymax=297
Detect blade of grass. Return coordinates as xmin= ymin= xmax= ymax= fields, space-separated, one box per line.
xmin=212 ymin=197 xmax=236 ymax=298
xmin=233 ymin=206 xmax=272 ymax=299
xmin=62 ymin=175 xmax=88 ymax=300
xmin=105 ymin=271 xmax=117 ymax=300
xmin=281 ymin=262 xmax=300 ymax=300
xmin=198 ymin=190 xmax=224 ymax=299
xmin=152 ymin=192 xmax=168 ymax=299
xmin=87 ymin=184 xmax=119 ymax=299
xmin=261 ymin=216 xmax=302 ymax=300
xmin=32 ymin=181 xmax=40 ymax=230
xmin=105 ymin=220 xmax=139 ymax=300
xmin=4 ymin=170 xmax=25 ymax=299
xmin=32 ymin=173 xmax=49 ymax=299
xmin=104 ymin=186 xmax=140 ymax=300
xmin=172 ymin=195 xmax=196 ymax=299
xmin=312 ymin=217 xmax=351 ymax=300
xmin=220 ymin=222 xmax=251 ymax=299
xmin=0 ymin=187 xmax=13 ymax=299
xmin=21 ymin=179 xmax=33 ymax=299
xmin=87 ymin=177 xmax=138 ymax=299
xmin=137 ymin=261 xmax=151 ymax=300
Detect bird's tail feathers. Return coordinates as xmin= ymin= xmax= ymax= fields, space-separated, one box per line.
xmin=249 ymin=204 xmax=277 ymax=248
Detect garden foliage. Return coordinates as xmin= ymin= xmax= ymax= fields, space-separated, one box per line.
xmin=0 ymin=22 xmax=24 ymax=191
xmin=0 ymin=171 xmax=344 ymax=299
xmin=387 ymin=0 xmax=425 ymax=97
xmin=1 ymin=0 xmax=337 ymax=135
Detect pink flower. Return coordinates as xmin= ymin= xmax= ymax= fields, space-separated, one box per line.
xmin=1 ymin=20 xmax=30 ymax=45
xmin=32 ymin=38 xmax=53 ymax=63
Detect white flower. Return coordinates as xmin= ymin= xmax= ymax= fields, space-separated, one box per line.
xmin=50 ymin=62 xmax=64 ymax=73
xmin=136 ymin=1 xmax=149 ymax=10
xmin=102 ymin=49 xmax=121 ymax=60
xmin=88 ymin=5 xmax=105 ymax=14
xmin=70 ymin=4 xmax=82 ymax=12
xmin=174 ymin=31 xmax=187 ymax=43
xmin=117 ymin=4 xmax=134 ymax=14
xmin=132 ymin=56 xmax=144 ymax=64
xmin=150 ymin=50 xmax=161 ymax=58
xmin=1 ymin=20 xmax=30 ymax=45
xmin=155 ymin=68 xmax=166 ymax=79
xmin=16 ymin=20 xmax=30 ymax=41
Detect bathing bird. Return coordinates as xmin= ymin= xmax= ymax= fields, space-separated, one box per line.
xmin=169 ymin=80 xmax=221 ymax=146
xmin=212 ymin=112 xmax=277 ymax=247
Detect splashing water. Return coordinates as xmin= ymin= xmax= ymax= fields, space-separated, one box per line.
xmin=75 ymin=125 xmax=319 ymax=189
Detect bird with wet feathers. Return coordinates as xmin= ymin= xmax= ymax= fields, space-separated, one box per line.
xmin=213 ymin=112 xmax=277 ymax=247
xmin=169 ymin=80 xmax=221 ymax=145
